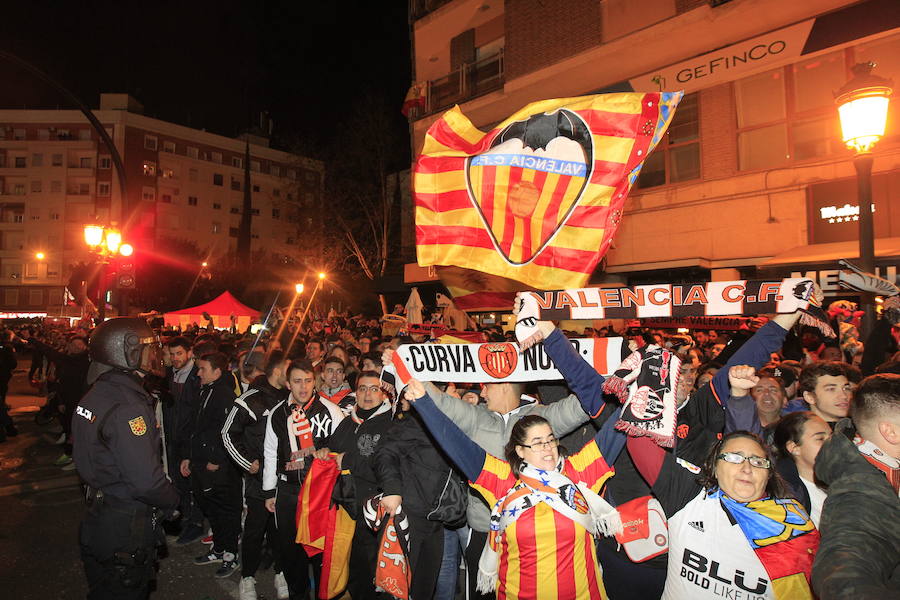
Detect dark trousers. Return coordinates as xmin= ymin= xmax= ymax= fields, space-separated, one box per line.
xmin=242 ymin=495 xmax=282 ymax=577
xmin=407 ymin=515 xmax=445 ymax=600
xmin=464 ymin=529 xmax=495 ymax=600
xmin=275 ymin=481 xmax=320 ymax=599
xmin=348 ymin=519 xmax=382 ymax=600
xmin=595 ymin=540 xmax=666 ymax=600
xmin=0 ymin=381 xmax=12 ymax=433
xmin=79 ymin=498 xmax=157 ymax=600
xmin=192 ymin=465 xmax=242 ymax=555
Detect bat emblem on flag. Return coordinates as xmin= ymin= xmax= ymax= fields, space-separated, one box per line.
xmin=465 ymin=110 xmax=593 ymax=265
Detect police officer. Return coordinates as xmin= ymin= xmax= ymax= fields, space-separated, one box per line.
xmin=73 ymin=317 xmax=180 ymax=599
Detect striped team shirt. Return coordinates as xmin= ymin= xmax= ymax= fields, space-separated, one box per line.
xmin=471 ymin=440 xmax=615 ymax=600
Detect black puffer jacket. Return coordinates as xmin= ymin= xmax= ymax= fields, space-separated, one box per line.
xmin=374 ymin=409 xmax=459 ymax=519
xmin=812 ymin=418 xmax=900 ymax=599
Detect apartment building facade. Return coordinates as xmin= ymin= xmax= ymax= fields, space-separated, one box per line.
xmin=405 ymin=0 xmax=900 ymax=297
xmin=0 ymin=93 xmax=323 ymax=312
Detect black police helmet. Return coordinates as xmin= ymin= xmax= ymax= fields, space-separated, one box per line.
xmin=89 ymin=317 xmax=164 ymax=376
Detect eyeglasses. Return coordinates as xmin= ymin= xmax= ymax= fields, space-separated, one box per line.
xmin=717 ymin=452 xmax=771 ymax=469
xmin=520 ymin=439 xmax=559 ymax=450
xmin=356 ymin=385 xmax=383 ymax=395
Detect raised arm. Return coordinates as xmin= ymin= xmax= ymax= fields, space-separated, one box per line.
xmin=627 ymin=434 xmax=700 ymax=516
xmin=541 ymin=326 xmax=607 ymax=418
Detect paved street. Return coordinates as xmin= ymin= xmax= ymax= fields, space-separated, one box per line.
xmin=0 ymin=361 xmax=285 ymax=600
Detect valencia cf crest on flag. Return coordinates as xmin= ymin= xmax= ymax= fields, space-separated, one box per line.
xmin=415 ymin=92 xmax=682 ymax=296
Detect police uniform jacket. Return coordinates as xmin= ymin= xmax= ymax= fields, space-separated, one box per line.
xmin=261 ymin=394 xmax=343 ymax=498
xmin=72 ymin=369 xmax=179 ymax=509
xmin=222 ymin=375 xmax=288 ymax=499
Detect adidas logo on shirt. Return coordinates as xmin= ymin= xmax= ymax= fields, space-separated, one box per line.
xmin=688 ymin=521 xmax=705 ymax=532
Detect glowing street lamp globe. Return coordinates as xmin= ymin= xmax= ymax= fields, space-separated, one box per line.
xmin=104 ymin=230 xmax=122 ymax=254
xmin=318 ymin=272 xmax=326 ymax=280
xmin=83 ymin=224 xmax=104 ymax=247
xmin=835 ymin=62 xmax=893 ymax=154
xmin=295 ymin=283 xmax=305 ymax=294
xmin=119 ymin=243 xmax=134 ymax=257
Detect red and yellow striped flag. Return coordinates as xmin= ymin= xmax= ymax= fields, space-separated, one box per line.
xmin=415 ymin=92 xmax=682 ymax=291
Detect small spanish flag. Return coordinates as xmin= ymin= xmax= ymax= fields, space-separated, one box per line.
xmin=415 ymin=92 xmax=682 ymax=291
xmin=296 ymin=458 xmax=355 ymax=600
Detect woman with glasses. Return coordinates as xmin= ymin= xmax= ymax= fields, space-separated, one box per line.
xmin=403 ymin=378 xmax=621 ymax=600
xmin=627 ymin=430 xmax=819 ymax=600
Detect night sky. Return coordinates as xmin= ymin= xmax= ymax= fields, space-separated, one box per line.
xmin=0 ymin=1 xmax=412 ymax=158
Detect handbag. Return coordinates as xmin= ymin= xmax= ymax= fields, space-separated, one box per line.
xmin=613 ymin=495 xmax=669 ymax=562
xmin=426 ymin=469 xmax=468 ymax=528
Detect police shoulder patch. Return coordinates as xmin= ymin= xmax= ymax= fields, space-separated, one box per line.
xmin=128 ymin=416 xmax=148 ymax=436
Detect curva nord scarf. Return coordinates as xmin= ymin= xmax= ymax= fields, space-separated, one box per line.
xmin=286 ymin=402 xmax=314 ymax=471
xmin=515 ymin=278 xmax=833 ymax=348
xmin=363 ymin=494 xmax=412 ymax=600
xmin=478 ymin=460 xmax=621 ymax=593
xmin=603 ymin=344 xmax=681 ymax=448
xmin=713 ymin=489 xmax=819 ymax=600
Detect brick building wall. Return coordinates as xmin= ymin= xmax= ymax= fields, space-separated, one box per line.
xmin=504 ymin=0 xmax=602 ymax=80
xmin=699 ymin=83 xmax=737 ymax=180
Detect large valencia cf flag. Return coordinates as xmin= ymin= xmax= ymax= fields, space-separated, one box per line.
xmin=415 ymin=92 xmax=682 ymax=298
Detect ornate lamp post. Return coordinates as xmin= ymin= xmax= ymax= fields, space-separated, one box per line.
xmin=83 ymin=224 xmax=133 ymax=321
xmin=835 ymin=62 xmax=893 ymax=336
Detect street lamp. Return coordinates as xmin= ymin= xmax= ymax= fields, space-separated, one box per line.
xmin=835 ymin=62 xmax=893 ymax=337
xmin=35 ymin=252 xmax=45 ymax=261
xmin=82 ymin=224 xmax=133 ymax=321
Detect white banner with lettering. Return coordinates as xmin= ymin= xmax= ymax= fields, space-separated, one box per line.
xmin=386 ymin=338 xmax=624 ymax=386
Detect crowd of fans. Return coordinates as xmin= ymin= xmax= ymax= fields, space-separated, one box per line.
xmin=1 ymin=293 xmax=898 ymax=600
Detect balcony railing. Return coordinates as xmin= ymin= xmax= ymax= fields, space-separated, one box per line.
xmin=415 ymin=49 xmax=504 ymax=119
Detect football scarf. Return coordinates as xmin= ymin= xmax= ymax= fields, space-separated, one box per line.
xmin=295 ymin=458 xmax=355 ymax=600
xmin=854 ymin=435 xmax=900 ymax=495
xmin=602 ymin=345 xmax=681 ymax=448
xmin=385 ymin=338 xmax=624 ymax=387
xmin=713 ymin=490 xmax=819 ymax=600
xmin=363 ymin=495 xmax=412 ymax=600
xmin=285 ymin=402 xmax=314 ymax=471
xmin=515 ymin=278 xmax=833 ymax=349
xmin=478 ymin=460 xmax=621 ymax=593
xmin=349 ymin=401 xmax=391 ymax=427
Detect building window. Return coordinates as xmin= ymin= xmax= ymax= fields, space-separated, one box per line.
xmin=37 ymin=129 xmax=49 ymax=140
xmin=28 ymin=289 xmax=43 ymax=305
xmin=735 ymin=50 xmax=846 ymax=171
xmin=163 ymin=140 xmax=176 ymax=153
xmin=142 ymin=186 xmax=156 ymax=201
xmin=211 ymin=152 xmax=223 ymax=164
xmin=25 ymin=263 xmax=39 ymax=280
xmin=188 ymin=196 xmax=198 ymax=206
xmin=189 ymin=168 xmax=198 ymax=181
xmin=32 ymin=153 xmax=43 ymax=166
xmin=13 ymin=128 xmax=25 ymax=140
xmin=212 ymin=202 xmax=221 ymax=210
xmin=230 ymin=206 xmax=241 ymax=214
xmin=637 ymin=92 xmax=701 ymax=188
xmin=78 ymin=183 xmax=90 ymax=195
xmin=273 ymin=188 xmax=280 ymax=197
xmin=271 ymin=165 xmax=281 ymax=177
xmin=13 ymin=212 xmax=24 ymax=222
xmin=80 ymin=157 xmax=92 ymax=168
xmin=51 ymin=154 xmax=63 ymax=167
xmin=98 ymin=155 xmax=111 ymax=169
xmin=213 ymin=173 xmax=223 ymax=186
xmin=144 ymin=135 xmax=158 ymax=150
xmin=13 ymin=184 xmax=25 ymax=196
xmin=49 ymin=211 xmax=60 ymax=220
xmin=143 ymin=161 xmax=157 ymax=176
xmin=231 ymin=177 xmax=241 ymax=191
xmin=51 ymin=181 xmax=62 ymax=193
xmin=161 ymin=167 xmax=175 ymax=179
xmin=187 ymin=146 xmax=199 ymax=159
xmin=231 ymin=157 xmax=243 ymax=169
xmin=47 ymin=263 xmax=60 ymax=277
xmin=161 ymin=193 xmax=172 ymax=203
xmin=272 ymin=208 xmax=280 ymax=219
xmin=251 ymin=160 xmax=260 ymax=172
xmin=212 ymin=222 xmax=221 ymax=234
xmin=78 ymin=129 xmax=91 ymax=141
xmin=14 ymin=156 xmax=26 ymax=168
xmin=57 ymin=129 xmax=71 ymax=140
xmin=4 ymin=290 xmax=18 ymax=305
xmin=30 ymin=180 xmax=42 ymax=193
xmin=98 ymin=182 xmax=111 ymax=196
xmin=287 ymin=169 xmax=297 ymax=180
xmin=250 ymin=208 xmax=260 ymax=216
xmin=229 ymin=227 xmax=240 ymax=237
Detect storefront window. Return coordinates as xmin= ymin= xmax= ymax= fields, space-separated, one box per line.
xmin=637 ymin=92 xmax=700 ymax=188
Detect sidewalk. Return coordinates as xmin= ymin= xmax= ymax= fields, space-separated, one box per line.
xmin=0 ymin=367 xmax=260 ymax=600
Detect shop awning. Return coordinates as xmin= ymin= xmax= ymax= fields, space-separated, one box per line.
xmin=760 ymin=237 xmax=900 ymax=267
